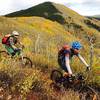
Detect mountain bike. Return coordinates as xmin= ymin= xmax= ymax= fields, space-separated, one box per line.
xmin=50 ymin=69 xmax=99 ymax=100
xmin=0 ymin=47 xmax=33 ymax=68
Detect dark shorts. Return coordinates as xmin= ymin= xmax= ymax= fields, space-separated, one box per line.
xmin=5 ymin=45 xmax=21 ymax=56
xmin=12 ymin=49 xmax=21 ymax=56
xmin=58 ymin=58 xmax=68 ymax=72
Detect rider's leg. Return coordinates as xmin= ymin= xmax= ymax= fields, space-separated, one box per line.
xmin=58 ymin=58 xmax=70 ymax=77
xmin=14 ymin=48 xmax=21 ymax=55
xmin=60 ymin=64 xmax=69 ymax=77
xmin=4 ymin=45 xmax=15 ymax=56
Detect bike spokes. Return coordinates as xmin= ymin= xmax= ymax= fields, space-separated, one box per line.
xmin=0 ymin=51 xmax=9 ymax=61
xmin=50 ymin=70 xmax=63 ymax=83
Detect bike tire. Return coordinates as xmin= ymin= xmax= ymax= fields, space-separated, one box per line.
xmin=79 ymin=85 xmax=99 ymax=100
xmin=50 ymin=70 xmax=63 ymax=84
xmin=0 ymin=51 xmax=9 ymax=61
xmin=19 ymin=57 xmax=33 ymax=68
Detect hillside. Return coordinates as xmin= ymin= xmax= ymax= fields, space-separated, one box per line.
xmin=5 ymin=2 xmax=100 ymax=46
xmin=0 ymin=16 xmax=99 ymax=100
xmin=0 ymin=2 xmax=100 ymax=99
xmin=87 ymin=15 xmax=100 ymax=20
xmin=93 ymin=15 xmax=100 ymax=19
xmin=5 ymin=2 xmax=100 ymax=31
xmin=0 ymin=16 xmax=84 ymax=99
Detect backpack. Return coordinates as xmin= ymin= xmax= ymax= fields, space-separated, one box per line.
xmin=58 ymin=49 xmax=66 ymax=66
xmin=2 ymin=35 xmax=10 ymax=44
xmin=58 ymin=45 xmax=70 ymax=66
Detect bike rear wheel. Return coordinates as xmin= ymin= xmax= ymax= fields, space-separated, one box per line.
xmin=50 ymin=70 xmax=63 ymax=83
xmin=0 ymin=51 xmax=9 ymax=61
xmin=79 ymin=85 xmax=99 ymax=100
xmin=19 ymin=57 xmax=32 ymax=68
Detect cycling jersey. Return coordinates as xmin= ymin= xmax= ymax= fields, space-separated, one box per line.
xmin=3 ymin=35 xmax=19 ymax=56
xmin=58 ymin=46 xmax=89 ymax=74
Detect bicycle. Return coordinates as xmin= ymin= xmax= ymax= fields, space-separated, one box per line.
xmin=0 ymin=47 xmax=33 ymax=68
xmin=50 ymin=69 xmax=99 ymax=100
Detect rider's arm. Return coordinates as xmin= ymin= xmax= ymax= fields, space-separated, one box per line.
xmin=65 ymin=54 xmax=73 ymax=75
xmin=77 ymin=54 xmax=89 ymax=67
xmin=19 ymin=41 xmax=24 ymax=47
xmin=17 ymin=38 xmax=24 ymax=48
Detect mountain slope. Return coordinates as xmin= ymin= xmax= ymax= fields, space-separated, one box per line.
xmin=0 ymin=2 xmax=100 ymax=99
xmin=87 ymin=15 xmax=100 ymax=20
xmin=0 ymin=15 xmax=99 ymax=72
xmin=5 ymin=2 xmax=100 ymax=43
xmin=5 ymin=2 xmax=85 ymax=24
xmin=1 ymin=2 xmax=100 ymax=70
xmin=5 ymin=2 xmax=65 ymax=24
xmin=0 ymin=16 xmax=75 ymax=54
xmin=0 ymin=16 xmax=100 ymax=99
xmin=93 ymin=15 xmax=100 ymax=19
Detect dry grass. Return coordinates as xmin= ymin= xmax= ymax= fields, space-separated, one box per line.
xmin=0 ymin=15 xmax=99 ymax=99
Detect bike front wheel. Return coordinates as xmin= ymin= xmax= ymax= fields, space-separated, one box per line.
xmin=19 ymin=57 xmax=33 ymax=68
xmin=79 ymin=85 xmax=99 ymax=100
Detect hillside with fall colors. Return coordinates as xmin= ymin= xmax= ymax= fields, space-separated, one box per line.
xmin=0 ymin=2 xmax=99 ymax=100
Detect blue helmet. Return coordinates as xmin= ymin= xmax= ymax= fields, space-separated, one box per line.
xmin=71 ymin=41 xmax=82 ymax=50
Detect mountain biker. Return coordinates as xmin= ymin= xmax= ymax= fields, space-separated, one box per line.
xmin=2 ymin=31 xmax=22 ymax=56
xmin=58 ymin=41 xmax=90 ymax=78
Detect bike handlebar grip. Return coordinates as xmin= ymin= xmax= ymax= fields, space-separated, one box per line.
xmin=22 ymin=45 xmax=25 ymax=49
xmin=86 ymin=67 xmax=91 ymax=71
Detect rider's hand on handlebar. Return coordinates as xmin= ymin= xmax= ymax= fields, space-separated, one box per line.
xmin=86 ymin=66 xmax=91 ymax=71
xmin=21 ymin=45 xmax=25 ymax=49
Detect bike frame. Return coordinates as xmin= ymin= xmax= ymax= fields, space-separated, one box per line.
xmin=19 ymin=48 xmax=26 ymax=64
xmin=19 ymin=48 xmax=24 ymax=60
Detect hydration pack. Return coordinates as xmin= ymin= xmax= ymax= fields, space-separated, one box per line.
xmin=58 ymin=49 xmax=66 ymax=66
xmin=2 ymin=36 xmax=10 ymax=44
xmin=58 ymin=45 xmax=71 ymax=66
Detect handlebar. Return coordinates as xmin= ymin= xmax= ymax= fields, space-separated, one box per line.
xmin=18 ymin=45 xmax=25 ymax=51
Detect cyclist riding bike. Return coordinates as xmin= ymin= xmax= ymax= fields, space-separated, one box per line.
xmin=58 ymin=41 xmax=90 ymax=79
xmin=2 ymin=31 xmax=23 ymax=56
